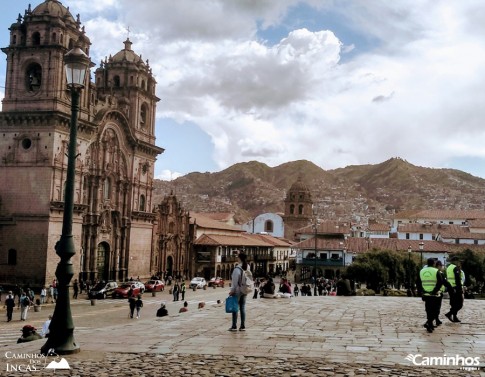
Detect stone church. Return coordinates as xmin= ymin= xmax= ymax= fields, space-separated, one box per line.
xmin=282 ymin=176 xmax=313 ymax=240
xmin=0 ymin=0 xmax=164 ymax=287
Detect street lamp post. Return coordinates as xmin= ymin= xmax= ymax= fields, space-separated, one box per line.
xmin=313 ymin=220 xmax=318 ymax=296
xmin=41 ymin=44 xmax=90 ymax=355
xmin=419 ymin=242 xmax=424 ymax=266
xmin=407 ymin=245 xmax=412 ymax=290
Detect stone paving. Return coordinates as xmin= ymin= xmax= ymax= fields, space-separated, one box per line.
xmin=1 ymin=296 xmax=484 ymax=376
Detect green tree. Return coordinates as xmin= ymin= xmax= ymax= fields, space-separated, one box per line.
xmin=456 ymin=249 xmax=485 ymax=286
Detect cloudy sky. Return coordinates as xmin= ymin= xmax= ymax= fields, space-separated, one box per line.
xmin=2 ymin=1 xmax=485 ymax=180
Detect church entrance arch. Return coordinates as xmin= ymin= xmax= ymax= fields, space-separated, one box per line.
xmin=96 ymin=242 xmax=110 ymax=281
xmin=166 ymin=256 xmax=173 ymax=278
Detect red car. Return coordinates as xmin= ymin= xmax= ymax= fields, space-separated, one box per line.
xmin=208 ymin=277 xmax=225 ymax=288
xmin=112 ymin=282 xmax=144 ymax=298
xmin=144 ymin=280 xmax=165 ymax=292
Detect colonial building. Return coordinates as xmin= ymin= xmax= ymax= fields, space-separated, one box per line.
xmin=0 ymin=0 xmax=163 ymax=286
xmin=193 ymin=232 xmax=293 ymax=280
xmin=293 ymin=220 xmax=350 ymax=281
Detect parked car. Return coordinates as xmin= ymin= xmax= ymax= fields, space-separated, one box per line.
xmin=189 ymin=277 xmax=207 ymax=289
xmin=112 ymin=281 xmax=145 ymax=298
xmin=208 ymin=277 xmax=225 ymax=288
xmin=88 ymin=281 xmax=118 ymax=299
xmin=144 ymin=279 xmax=165 ymax=292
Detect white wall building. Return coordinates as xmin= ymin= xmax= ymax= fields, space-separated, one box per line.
xmin=241 ymin=213 xmax=285 ymax=238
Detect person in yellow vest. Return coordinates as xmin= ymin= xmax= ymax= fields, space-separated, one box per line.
xmin=419 ymin=258 xmax=444 ymax=333
xmin=445 ymin=256 xmax=465 ymax=323
xmin=434 ymin=260 xmax=452 ymax=326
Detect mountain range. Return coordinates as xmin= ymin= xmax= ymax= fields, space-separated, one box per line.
xmin=152 ymin=157 xmax=485 ymax=224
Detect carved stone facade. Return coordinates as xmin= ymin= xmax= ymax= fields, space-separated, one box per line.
xmin=0 ymin=0 xmax=163 ymax=286
xmin=152 ymin=192 xmax=193 ymax=280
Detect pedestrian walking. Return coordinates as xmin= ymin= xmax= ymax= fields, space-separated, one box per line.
xmin=19 ymin=292 xmax=30 ymax=321
xmin=445 ymin=256 xmax=465 ymax=323
xmin=4 ymin=291 xmax=15 ymax=322
xmin=181 ymin=282 xmax=186 ymax=301
xmin=418 ymin=258 xmax=444 ymax=333
xmin=40 ymin=287 xmax=46 ymax=304
xmin=135 ymin=295 xmax=143 ymax=319
xmin=48 ymin=285 xmax=54 ymax=303
xmin=294 ymin=284 xmax=299 ymax=297
xmin=172 ymin=283 xmax=180 ymax=301
xmin=73 ymin=279 xmax=79 ymax=299
xmin=128 ymin=294 xmax=136 ymax=319
xmin=228 ymin=251 xmax=249 ymax=331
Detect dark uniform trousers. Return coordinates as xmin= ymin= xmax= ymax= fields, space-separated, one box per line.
xmin=449 ymin=289 xmax=464 ymax=316
xmin=423 ymin=295 xmax=440 ymax=324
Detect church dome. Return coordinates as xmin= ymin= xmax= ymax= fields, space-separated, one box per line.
xmin=111 ymin=39 xmax=146 ymax=66
xmin=289 ymin=176 xmax=310 ymax=193
xmin=32 ymin=0 xmax=75 ymax=22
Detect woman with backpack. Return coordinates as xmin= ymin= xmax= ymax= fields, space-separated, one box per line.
xmin=228 ymin=251 xmax=251 ymax=331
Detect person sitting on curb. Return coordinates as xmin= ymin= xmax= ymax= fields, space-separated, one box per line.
xmin=262 ymin=276 xmax=276 ymax=298
xmin=41 ymin=315 xmax=52 ymax=337
xmin=17 ymin=325 xmax=42 ymax=343
xmin=179 ymin=301 xmax=188 ymax=313
xmin=156 ymin=303 xmax=168 ymax=317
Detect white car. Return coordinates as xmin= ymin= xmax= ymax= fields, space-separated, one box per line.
xmin=190 ymin=277 xmax=207 ymax=289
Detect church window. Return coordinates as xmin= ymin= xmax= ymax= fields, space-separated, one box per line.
xmin=139 ymin=194 xmax=146 ymax=211
xmin=68 ymin=39 xmax=73 ymax=50
xmin=12 ymin=35 xmax=17 ymax=45
xmin=298 ymin=204 xmax=304 ymax=215
xmin=141 ymin=79 xmax=146 ymax=90
xmin=290 ymin=204 xmax=295 ymax=215
xmin=26 ymin=63 xmax=42 ymax=91
xmin=51 ymin=32 xmax=56 ymax=43
xmin=103 ymin=178 xmax=111 ymax=200
xmin=8 ymin=249 xmax=17 ymax=265
xmin=32 ymin=32 xmax=41 ymax=45
xmin=140 ymin=103 xmax=148 ymax=128
xmin=113 ymin=75 xmax=120 ymax=87
xmin=21 ymin=138 xmax=32 ymax=150
xmin=264 ymin=220 xmax=274 ymax=233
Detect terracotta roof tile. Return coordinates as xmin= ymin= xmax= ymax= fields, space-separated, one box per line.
xmin=189 ymin=212 xmax=243 ymax=232
xmin=194 ymin=233 xmax=273 ymax=247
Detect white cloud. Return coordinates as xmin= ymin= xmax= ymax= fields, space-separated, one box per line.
xmin=37 ymin=1 xmax=485 ymax=177
xmin=155 ymin=170 xmax=184 ymax=181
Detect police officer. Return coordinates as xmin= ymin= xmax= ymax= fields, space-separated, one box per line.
xmin=419 ymin=258 xmax=444 ymax=333
xmin=445 ymin=256 xmax=465 ymax=323
xmin=434 ymin=260 xmax=452 ymax=326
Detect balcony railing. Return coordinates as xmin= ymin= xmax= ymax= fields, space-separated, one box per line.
xmin=254 ymin=254 xmax=276 ymax=261
xmin=221 ymin=255 xmax=238 ymax=263
xmin=301 ymin=257 xmax=344 ymax=267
